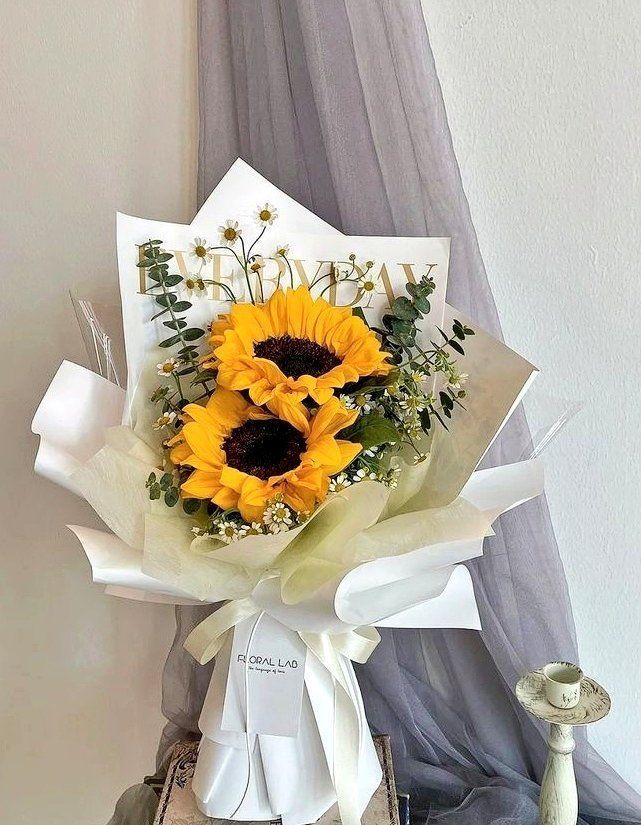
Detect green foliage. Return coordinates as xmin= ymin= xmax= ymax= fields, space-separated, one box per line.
xmin=139 ymin=240 xmax=206 ymax=354
xmin=342 ymin=413 xmax=400 ymax=450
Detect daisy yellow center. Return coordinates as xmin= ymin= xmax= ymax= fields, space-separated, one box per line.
xmin=254 ymin=334 xmax=341 ymax=379
xmin=362 ymin=280 xmax=375 ymax=291
xmin=162 ymin=363 xmax=175 ymax=373
xmin=222 ymin=418 xmax=306 ymax=480
xmin=194 ymin=245 xmax=207 ymax=257
xmin=259 ymin=209 xmax=272 ymax=221
xmin=224 ymin=228 xmax=237 ymax=241
xmin=185 ymin=278 xmax=196 ymax=288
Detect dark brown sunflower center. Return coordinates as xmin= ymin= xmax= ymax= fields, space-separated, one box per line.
xmin=222 ymin=418 xmax=306 ymax=480
xmin=254 ymin=334 xmax=341 ymax=379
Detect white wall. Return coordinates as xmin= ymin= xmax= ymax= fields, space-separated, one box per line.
xmin=0 ymin=3 xmax=196 ymax=823
xmin=425 ymin=1 xmax=641 ymax=791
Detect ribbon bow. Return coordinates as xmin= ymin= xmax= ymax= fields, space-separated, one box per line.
xmin=184 ymin=597 xmax=381 ymax=825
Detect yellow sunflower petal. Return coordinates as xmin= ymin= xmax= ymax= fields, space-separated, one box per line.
xmin=182 ymin=422 xmax=220 ymax=462
xmin=327 ymin=439 xmax=362 ymax=475
xmin=267 ymin=394 xmax=311 ymax=434
xmin=204 ymin=387 xmax=254 ymax=430
xmin=302 ymin=434 xmax=343 ymax=469
xmin=265 ymin=288 xmax=288 ymax=335
xmin=181 ymin=470 xmax=222 ymax=499
xmin=212 ymin=486 xmax=240 ymax=511
xmin=237 ymin=476 xmax=273 ymax=522
xmin=309 ymin=397 xmax=359 ymax=440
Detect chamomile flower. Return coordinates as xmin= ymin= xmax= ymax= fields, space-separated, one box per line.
xmin=217 ymin=520 xmax=241 ymax=543
xmin=410 ymin=369 xmax=428 ymax=384
xmin=448 ymin=370 xmax=468 ymax=390
xmin=263 ymin=498 xmax=294 ymax=532
xmin=191 ymin=525 xmax=205 ymax=537
xmin=152 ymin=411 xmax=177 ymax=430
xmin=183 ymin=275 xmax=206 ymax=297
xmin=219 ymin=220 xmax=242 ymax=246
xmin=255 ymin=203 xmax=278 ymax=226
xmin=329 ymin=473 xmax=352 ymax=493
xmin=352 ymin=468 xmax=378 ymax=483
xmin=189 ymin=237 xmax=213 ymax=263
xmin=274 ymin=244 xmax=290 ymax=258
xmin=156 ymin=358 xmax=178 ymax=377
xmin=340 ymin=393 xmax=374 ymax=414
xmin=249 ymin=259 xmax=263 ymax=273
xmin=358 ymin=268 xmax=379 ymax=295
xmin=400 ymin=395 xmax=428 ymax=414
xmin=238 ymin=522 xmax=264 ymax=538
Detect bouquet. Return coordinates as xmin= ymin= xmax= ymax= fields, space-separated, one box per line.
xmin=33 ymin=160 xmax=543 ymax=825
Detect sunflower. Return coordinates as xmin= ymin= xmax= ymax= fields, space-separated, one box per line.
xmin=174 ymin=388 xmax=361 ymax=523
xmin=204 ymin=286 xmax=391 ymax=425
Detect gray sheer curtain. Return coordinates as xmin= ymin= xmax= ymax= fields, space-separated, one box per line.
xmin=151 ymin=2 xmax=641 ymax=824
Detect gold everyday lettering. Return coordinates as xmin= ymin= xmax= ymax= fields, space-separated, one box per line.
xmin=134 ymin=244 xmax=439 ymax=310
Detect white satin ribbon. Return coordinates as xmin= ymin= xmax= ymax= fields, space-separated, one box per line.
xmin=184 ymin=599 xmax=381 ymax=825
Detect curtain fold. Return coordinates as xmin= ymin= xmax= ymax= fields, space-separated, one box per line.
xmin=160 ymin=1 xmax=641 ymax=822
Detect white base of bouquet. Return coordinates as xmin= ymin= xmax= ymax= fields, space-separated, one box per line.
xmin=192 ymin=618 xmax=382 ymax=825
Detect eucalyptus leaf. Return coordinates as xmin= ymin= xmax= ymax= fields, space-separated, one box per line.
xmin=163 ymin=318 xmax=188 ymax=330
xmin=391 ymin=296 xmax=419 ymax=321
xmin=182 ymin=498 xmax=201 ymax=515
xmin=164 ymin=487 xmax=180 ymax=507
xmin=159 ymin=334 xmax=182 ymax=348
xmin=183 ymin=327 xmax=206 ymax=341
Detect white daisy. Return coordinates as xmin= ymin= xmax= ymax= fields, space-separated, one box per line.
xmin=358 ymin=270 xmax=379 ymax=295
xmin=448 ymin=370 xmax=468 ymax=390
xmin=352 ymin=468 xmax=378 ymax=483
xmin=191 ymin=526 xmax=205 ymax=537
xmin=410 ymin=369 xmax=428 ymax=384
xmin=238 ymin=522 xmax=264 ymax=538
xmin=413 ymin=452 xmax=430 ymax=465
xmin=156 ymin=357 xmax=178 ymax=376
xmin=152 ymin=411 xmax=177 ymax=431
xmin=183 ymin=275 xmax=206 ymax=297
xmin=218 ymin=220 xmax=242 ymax=246
xmin=274 ymin=243 xmax=290 ymax=258
xmin=217 ymin=520 xmax=241 ymax=543
xmin=400 ymin=395 xmax=428 ymax=414
xmin=189 ymin=237 xmax=213 ymax=263
xmin=263 ymin=499 xmax=293 ymax=532
xmin=255 ymin=203 xmax=279 ymax=226
xmin=354 ymin=393 xmax=375 ymax=414
xmin=329 ymin=473 xmax=352 ymax=493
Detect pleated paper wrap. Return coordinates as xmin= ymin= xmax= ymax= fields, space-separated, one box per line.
xmin=32 ymin=359 xmax=543 ymax=825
